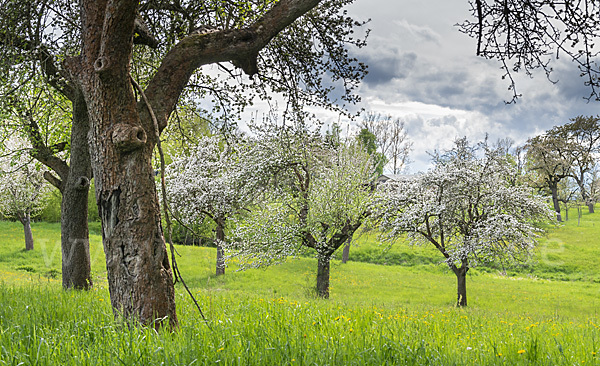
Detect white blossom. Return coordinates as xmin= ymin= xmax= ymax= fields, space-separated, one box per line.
xmin=0 ymin=137 xmax=51 ymax=222
xmin=376 ymin=138 xmax=555 ymax=269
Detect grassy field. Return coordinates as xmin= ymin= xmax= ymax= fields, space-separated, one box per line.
xmin=1 ymin=211 xmax=600 ymax=364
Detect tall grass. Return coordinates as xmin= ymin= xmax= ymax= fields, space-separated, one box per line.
xmin=1 ymin=283 xmax=599 ymax=365
xmin=2 ymin=209 xmax=600 ymax=364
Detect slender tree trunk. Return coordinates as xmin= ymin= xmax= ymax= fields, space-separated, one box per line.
xmin=453 ymin=264 xmax=468 ymax=307
xmin=215 ymin=219 xmax=225 ymax=276
xmin=61 ymin=91 xmax=93 ymax=290
xmin=550 ymin=184 xmax=562 ymax=222
xmin=574 ymin=176 xmax=594 ymax=213
xmin=341 ymin=238 xmax=351 ymax=264
xmin=20 ymin=212 xmax=34 ymax=251
xmin=317 ymin=254 xmax=331 ymax=299
xmin=70 ymin=0 xmax=177 ymax=328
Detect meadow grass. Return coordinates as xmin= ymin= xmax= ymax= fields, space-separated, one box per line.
xmin=1 ymin=213 xmax=600 ymax=364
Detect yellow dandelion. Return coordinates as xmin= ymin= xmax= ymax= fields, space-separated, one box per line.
xmin=497 ymin=353 xmax=502 ymax=357
xmin=349 ymin=328 xmax=354 ymax=333
xmin=291 ymin=359 xmax=295 ymax=362
xmin=217 ymin=347 xmax=224 ymax=353
xmin=518 ymin=349 xmax=526 ymax=354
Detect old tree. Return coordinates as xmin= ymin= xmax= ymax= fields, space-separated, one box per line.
xmin=0 ymin=0 xmax=366 ymax=327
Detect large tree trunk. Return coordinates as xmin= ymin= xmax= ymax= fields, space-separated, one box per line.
xmin=70 ymin=0 xmax=177 ymax=328
xmin=454 ymin=265 xmax=468 ymax=307
xmin=588 ymin=202 xmax=595 ymax=213
xmin=550 ymin=184 xmax=562 ymax=222
xmin=20 ymin=212 xmax=34 ymax=251
xmin=316 ymin=254 xmax=331 ymax=299
xmin=215 ymin=219 xmax=225 ymax=276
xmin=61 ymin=91 xmax=93 ymax=290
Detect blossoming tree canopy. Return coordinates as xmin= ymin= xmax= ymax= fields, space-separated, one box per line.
xmin=377 ymin=138 xmax=554 ymax=306
xmin=0 ymin=138 xmax=51 ymax=251
xmin=165 ymin=135 xmax=256 ymax=276
xmin=228 ymin=124 xmax=376 ymax=298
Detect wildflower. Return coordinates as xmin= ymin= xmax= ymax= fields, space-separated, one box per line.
xmin=518 ymin=349 xmax=526 ymax=354
xmin=349 ymin=328 xmax=354 ymax=333
xmin=497 ymin=353 xmax=502 ymax=357
xmin=217 ymin=348 xmax=224 ymax=353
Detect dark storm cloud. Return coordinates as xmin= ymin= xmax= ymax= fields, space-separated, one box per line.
xmin=359 ymin=49 xmax=418 ymax=86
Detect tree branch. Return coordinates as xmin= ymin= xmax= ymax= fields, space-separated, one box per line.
xmin=0 ymin=33 xmax=75 ymax=100
xmin=142 ymin=0 xmax=321 ymax=132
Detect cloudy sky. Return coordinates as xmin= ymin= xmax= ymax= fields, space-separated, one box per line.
xmin=327 ymin=0 xmax=600 ymax=172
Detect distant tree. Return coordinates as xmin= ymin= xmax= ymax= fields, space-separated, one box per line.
xmin=377 ymin=138 xmax=553 ymax=306
xmin=549 ymin=116 xmax=600 ymax=213
xmin=557 ymin=177 xmax=579 ymax=221
xmin=525 ymin=134 xmax=574 ymax=222
xmin=230 ymin=123 xmax=375 ymax=298
xmin=360 ymin=112 xmax=411 ymax=174
xmin=165 ymin=135 xmax=254 ymax=276
xmin=0 ymin=140 xmax=51 ymax=250
xmin=356 ymin=128 xmax=386 ymax=176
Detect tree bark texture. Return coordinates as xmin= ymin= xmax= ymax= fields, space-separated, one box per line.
xmin=61 ymin=92 xmax=93 ymax=290
xmin=215 ymin=219 xmax=225 ymax=276
xmin=341 ymin=238 xmax=351 ymax=264
xmin=454 ymin=265 xmax=468 ymax=307
xmin=20 ymin=212 xmax=34 ymax=251
xmin=550 ymin=184 xmax=562 ymax=222
xmin=317 ymin=255 xmax=331 ymax=299
xmin=70 ymin=0 xmax=177 ymax=328
xmin=588 ymin=203 xmax=595 ymax=214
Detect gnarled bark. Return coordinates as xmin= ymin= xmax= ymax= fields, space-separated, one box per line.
xmin=18 ymin=211 xmax=34 ymax=251
xmin=60 ymin=91 xmax=93 ymax=290
xmin=317 ymin=254 xmax=331 ymax=299
xmin=550 ymin=183 xmax=562 ymax=222
xmin=452 ymin=263 xmax=468 ymax=307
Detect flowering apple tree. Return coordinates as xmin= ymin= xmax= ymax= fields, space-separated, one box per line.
xmin=376 ymin=138 xmax=554 ymax=306
xmin=0 ymin=139 xmax=51 ymax=250
xmin=228 ymin=124 xmax=375 ymax=298
xmin=165 ymin=135 xmax=255 ymax=276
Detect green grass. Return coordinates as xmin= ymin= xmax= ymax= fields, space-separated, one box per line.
xmin=2 ymin=211 xmax=600 ymax=364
